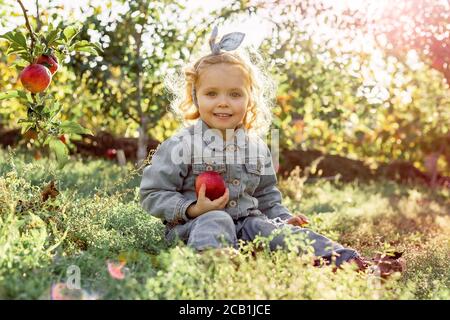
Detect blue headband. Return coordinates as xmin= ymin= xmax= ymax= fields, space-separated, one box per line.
xmin=192 ymin=25 xmax=245 ymax=108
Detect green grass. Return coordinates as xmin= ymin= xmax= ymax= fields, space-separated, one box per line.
xmin=0 ymin=149 xmax=449 ymax=299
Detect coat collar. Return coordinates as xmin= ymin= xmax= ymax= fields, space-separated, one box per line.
xmin=194 ymin=118 xmax=247 ymax=150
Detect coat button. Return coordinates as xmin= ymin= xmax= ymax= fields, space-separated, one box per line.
xmin=229 ymin=200 xmax=237 ymax=207
xmin=232 ymin=179 xmax=240 ymax=186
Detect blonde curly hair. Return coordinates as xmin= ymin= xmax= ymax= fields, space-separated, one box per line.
xmin=164 ymin=45 xmax=277 ymax=136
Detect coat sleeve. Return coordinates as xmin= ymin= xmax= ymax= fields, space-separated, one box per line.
xmin=139 ymin=135 xmax=195 ymax=224
xmin=252 ymin=142 xmax=293 ymax=221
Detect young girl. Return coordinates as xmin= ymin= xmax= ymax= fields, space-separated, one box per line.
xmin=140 ymin=26 xmax=384 ymax=271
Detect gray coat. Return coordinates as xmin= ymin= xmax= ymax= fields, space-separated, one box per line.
xmin=140 ymin=119 xmax=292 ymax=227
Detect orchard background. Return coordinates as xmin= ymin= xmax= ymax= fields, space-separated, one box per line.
xmin=0 ymin=0 xmax=449 ymax=300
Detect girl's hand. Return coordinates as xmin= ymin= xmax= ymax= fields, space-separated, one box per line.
xmin=286 ymin=214 xmax=309 ymax=227
xmin=186 ymin=184 xmax=230 ymax=218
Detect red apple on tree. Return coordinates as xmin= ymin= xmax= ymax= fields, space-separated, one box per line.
xmin=19 ymin=64 xmax=52 ymax=93
xmin=0 ymin=2 xmax=102 ymax=169
xmin=106 ymin=148 xmax=117 ymax=160
xmin=195 ymin=171 xmax=226 ymax=201
xmin=59 ymin=135 xmax=66 ymax=144
xmin=36 ymin=54 xmax=59 ymax=75
xmin=34 ymin=150 xmax=42 ymax=160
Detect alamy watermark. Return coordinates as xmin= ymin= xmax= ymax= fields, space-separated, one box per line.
xmin=168 ymin=126 xmax=280 ymax=175
xmin=66 ymin=264 xmax=81 ymax=290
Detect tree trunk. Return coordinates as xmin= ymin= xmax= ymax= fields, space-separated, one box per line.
xmin=425 ymin=152 xmax=439 ymax=188
xmin=135 ymin=66 xmax=146 ymax=164
xmin=35 ymin=0 xmax=41 ymax=32
xmin=134 ymin=7 xmax=146 ymax=165
xmin=137 ymin=115 xmax=149 ymax=166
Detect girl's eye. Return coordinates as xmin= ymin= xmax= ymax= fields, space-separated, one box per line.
xmin=205 ymin=92 xmax=241 ymax=97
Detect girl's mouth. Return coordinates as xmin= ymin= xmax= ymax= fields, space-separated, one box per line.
xmin=213 ymin=113 xmax=232 ymax=118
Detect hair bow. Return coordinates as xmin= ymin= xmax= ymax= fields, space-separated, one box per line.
xmin=209 ymin=25 xmax=245 ymax=55
xmin=192 ymin=25 xmax=245 ymax=108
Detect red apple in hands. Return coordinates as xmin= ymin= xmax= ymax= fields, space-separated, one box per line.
xmin=36 ymin=54 xmax=59 ymax=75
xmin=20 ymin=64 xmax=52 ymax=93
xmin=195 ymin=171 xmax=226 ymax=201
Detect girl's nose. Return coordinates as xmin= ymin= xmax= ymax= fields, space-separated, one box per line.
xmin=217 ymin=96 xmax=229 ymax=108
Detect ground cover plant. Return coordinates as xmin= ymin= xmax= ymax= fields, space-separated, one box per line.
xmin=1 ymin=149 xmax=448 ymax=300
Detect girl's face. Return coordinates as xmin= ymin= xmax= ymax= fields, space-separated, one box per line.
xmin=196 ymin=63 xmax=250 ymax=139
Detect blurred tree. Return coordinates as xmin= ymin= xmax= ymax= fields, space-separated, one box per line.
xmin=68 ymin=0 xmax=258 ymax=163
xmin=0 ymin=0 xmax=100 ymax=166
xmin=368 ymin=0 xmax=450 ymax=85
xmin=2 ymin=0 xmax=448 ymax=175
xmin=256 ymin=0 xmax=450 ymax=174
xmin=0 ymin=0 xmax=22 ymax=125
xmin=361 ymin=0 xmax=450 ymax=176
xmin=258 ymin=1 xmax=374 ymax=154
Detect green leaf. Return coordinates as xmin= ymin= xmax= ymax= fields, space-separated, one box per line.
xmin=0 ymin=91 xmax=19 ymax=100
xmin=15 ymin=31 xmax=28 ymax=48
xmin=75 ymin=46 xmax=99 ymax=55
xmin=18 ymin=91 xmax=29 ymax=100
xmin=43 ymin=135 xmax=52 ymax=146
xmin=70 ymin=40 xmax=100 ymax=56
xmin=70 ymin=40 xmax=89 ymax=48
xmin=25 ymin=92 xmax=34 ymax=103
xmin=6 ymin=42 xmax=28 ymax=56
xmin=49 ymin=138 xmax=69 ymax=168
xmin=0 ymin=31 xmax=14 ymax=42
xmin=63 ymin=24 xmax=82 ymax=44
xmin=10 ymin=59 xmax=29 ymax=68
xmin=20 ymin=122 xmax=34 ymax=134
xmin=18 ymin=119 xmax=34 ymax=124
xmin=60 ymin=121 xmax=93 ymax=135
xmin=91 ymin=42 xmax=104 ymax=53
xmin=18 ymin=51 xmax=32 ymax=62
xmin=46 ymin=29 xmax=61 ymax=46
xmin=48 ymin=102 xmax=62 ymax=121
xmin=0 ymin=31 xmax=28 ymax=49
